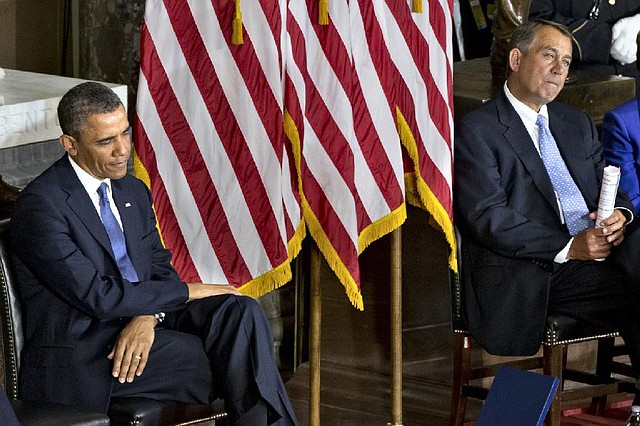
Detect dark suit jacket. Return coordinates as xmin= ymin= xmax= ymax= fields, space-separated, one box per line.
xmin=454 ymin=92 xmax=633 ymax=356
xmin=9 ymin=155 xmax=189 ymax=413
xmin=529 ymin=0 xmax=640 ymax=64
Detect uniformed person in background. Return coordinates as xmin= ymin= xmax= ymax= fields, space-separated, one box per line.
xmin=530 ymin=0 xmax=640 ymax=85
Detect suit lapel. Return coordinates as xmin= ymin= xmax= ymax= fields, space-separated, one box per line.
xmin=111 ymin=179 xmax=143 ymax=277
xmin=55 ymin=157 xmax=115 ymax=259
xmin=111 ymin=178 xmax=145 ymax=280
xmin=495 ymin=94 xmax=562 ymax=218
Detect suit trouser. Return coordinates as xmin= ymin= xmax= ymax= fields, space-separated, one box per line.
xmin=547 ymin=259 xmax=640 ymax=378
xmin=111 ymin=294 xmax=298 ymax=425
xmin=0 ymin=386 xmax=19 ymax=426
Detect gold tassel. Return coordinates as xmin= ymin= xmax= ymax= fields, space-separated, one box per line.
xmin=232 ymin=0 xmax=244 ymax=45
xmin=319 ymin=0 xmax=329 ymax=25
xmin=412 ymin=0 xmax=423 ymax=13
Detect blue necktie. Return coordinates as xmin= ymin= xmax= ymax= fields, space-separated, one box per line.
xmin=536 ymin=115 xmax=593 ymax=235
xmin=97 ymin=183 xmax=139 ymax=282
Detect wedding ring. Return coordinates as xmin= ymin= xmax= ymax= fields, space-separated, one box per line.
xmin=134 ymin=355 xmax=142 ymax=360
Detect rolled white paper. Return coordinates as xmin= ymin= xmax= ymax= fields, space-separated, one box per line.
xmin=596 ymin=165 xmax=621 ymax=228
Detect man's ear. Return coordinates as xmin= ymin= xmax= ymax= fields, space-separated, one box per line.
xmin=60 ymin=134 xmax=77 ymax=156
xmin=508 ymin=48 xmax=521 ymax=73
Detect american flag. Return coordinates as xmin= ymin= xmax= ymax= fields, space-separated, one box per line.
xmin=135 ymin=0 xmax=454 ymax=305
xmin=134 ymin=0 xmax=304 ymax=297
xmin=386 ymin=0 xmax=457 ymax=272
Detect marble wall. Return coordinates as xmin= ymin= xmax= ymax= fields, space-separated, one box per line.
xmin=0 ymin=0 xmax=17 ymax=69
xmin=79 ymin=0 xmax=145 ymax=116
xmin=0 ymin=140 xmax=62 ymax=188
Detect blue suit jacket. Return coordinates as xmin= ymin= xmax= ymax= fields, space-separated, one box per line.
xmin=601 ymin=98 xmax=640 ymax=215
xmin=454 ymin=92 xmax=632 ymax=356
xmin=9 ymin=155 xmax=189 ymax=413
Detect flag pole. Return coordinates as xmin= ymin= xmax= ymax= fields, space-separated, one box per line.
xmin=388 ymin=227 xmax=403 ymax=426
xmin=309 ymin=242 xmax=322 ymax=426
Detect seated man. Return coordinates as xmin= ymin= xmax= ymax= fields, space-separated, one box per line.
xmin=8 ymin=82 xmax=298 ymax=426
xmin=601 ymin=93 xmax=640 ymax=215
xmin=530 ymin=0 xmax=640 ymax=87
xmin=454 ymin=18 xmax=640 ymax=395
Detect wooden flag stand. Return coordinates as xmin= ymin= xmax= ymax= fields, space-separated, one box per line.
xmin=309 ymin=244 xmax=322 ymax=426
xmin=307 ymin=227 xmax=404 ymax=426
xmin=389 ymin=227 xmax=403 ymax=426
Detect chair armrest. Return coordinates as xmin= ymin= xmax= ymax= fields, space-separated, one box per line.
xmin=11 ymin=399 xmax=109 ymax=426
xmin=108 ymin=397 xmax=228 ymax=426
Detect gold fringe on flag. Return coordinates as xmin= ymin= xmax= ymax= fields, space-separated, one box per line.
xmin=358 ymin=205 xmax=406 ymax=254
xmin=319 ymin=0 xmax=329 ymax=25
xmin=238 ymin=220 xmax=306 ymax=298
xmin=412 ymin=0 xmax=423 ymax=13
xmin=396 ymin=106 xmax=458 ymax=273
xmin=285 ymin=110 xmax=364 ymax=310
xmin=232 ymin=0 xmax=244 ymax=45
xmin=132 ymin=151 xmax=167 ymax=248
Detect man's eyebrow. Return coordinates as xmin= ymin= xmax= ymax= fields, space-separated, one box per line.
xmin=95 ymin=134 xmax=117 ymax=144
xmin=95 ymin=128 xmax=129 ymax=144
xmin=542 ymin=45 xmax=572 ymax=60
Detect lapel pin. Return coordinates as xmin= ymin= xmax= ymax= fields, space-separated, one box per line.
xmin=125 ymin=202 xmax=132 ymax=208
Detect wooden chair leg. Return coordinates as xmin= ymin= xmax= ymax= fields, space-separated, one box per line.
xmin=589 ymin=337 xmax=615 ymax=415
xmin=543 ymin=344 xmax=564 ymax=426
xmin=450 ymin=333 xmax=471 ymax=426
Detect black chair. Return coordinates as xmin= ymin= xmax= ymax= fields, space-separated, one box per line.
xmin=0 ymin=221 xmax=229 ymax=426
xmin=107 ymin=397 xmax=227 ymax=426
xmin=0 ymin=221 xmax=110 ymax=425
xmin=449 ymin=230 xmax=636 ymax=426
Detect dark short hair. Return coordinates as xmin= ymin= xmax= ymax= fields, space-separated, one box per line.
xmin=57 ymin=82 xmax=123 ymax=140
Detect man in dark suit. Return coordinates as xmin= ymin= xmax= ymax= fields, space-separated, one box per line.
xmin=9 ymin=82 xmax=298 ymax=425
xmin=454 ymin=19 xmax=640 ymax=382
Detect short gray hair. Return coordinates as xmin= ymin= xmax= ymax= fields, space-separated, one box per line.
xmin=509 ymin=20 xmax=572 ymax=54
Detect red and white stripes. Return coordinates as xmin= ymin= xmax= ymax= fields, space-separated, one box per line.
xmin=135 ymin=0 xmax=303 ymax=297
xmin=135 ymin=0 xmax=454 ymax=306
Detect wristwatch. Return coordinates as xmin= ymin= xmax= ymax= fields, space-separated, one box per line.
xmin=153 ymin=312 xmax=165 ymax=323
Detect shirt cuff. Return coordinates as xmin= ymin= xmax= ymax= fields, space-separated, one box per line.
xmin=616 ymin=206 xmax=634 ymax=224
xmin=554 ymin=238 xmax=573 ymax=263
